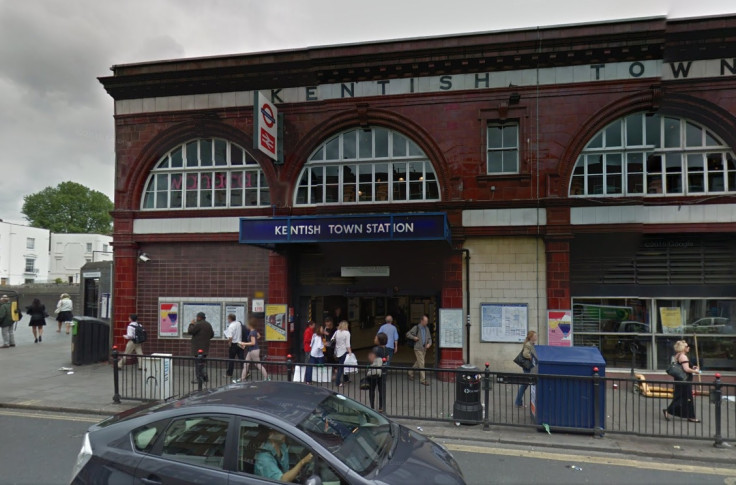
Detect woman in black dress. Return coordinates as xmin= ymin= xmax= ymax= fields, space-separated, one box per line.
xmin=26 ymin=298 xmax=47 ymax=343
xmin=663 ymin=339 xmax=700 ymax=423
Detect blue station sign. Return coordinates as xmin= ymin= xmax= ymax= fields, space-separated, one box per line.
xmin=239 ymin=213 xmax=450 ymax=245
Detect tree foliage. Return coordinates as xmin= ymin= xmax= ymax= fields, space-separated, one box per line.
xmin=22 ymin=181 xmax=113 ymax=234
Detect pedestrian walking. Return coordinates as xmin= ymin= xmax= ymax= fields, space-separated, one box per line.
xmin=663 ymin=339 xmax=701 ymax=423
xmin=55 ymin=293 xmax=73 ymax=334
xmin=302 ymin=320 xmax=316 ymax=363
xmin=323 ymin=316 xmax=337 ymax=364
xmin=304 ymin=323 xmax=325 ymax=384
xmin=119 ymin=314 xmax=144 ymax=370
xmin=514 ymin=330 xmax=537 ymax=408
xmin=0 ymin=295 xmax=16 ymax=348
xmin=376 ymin=314 xmax=399 ymax=365
xmin=332 ymin=320 xmax=352 ymax=387
xmin=224 ymin=314 xmax=245 ymax=380
xmin=26 ymin=298 xmax=47 ymax=343
xmin=367 ymin=332 xmax=388 ymax=412
xmin=240 ymin=319 xmax=269 ymax=381
xmin=406 ymin=314 xmax=433 ymax=386
xmin=188 ymin=312 xmax=214 ymax=383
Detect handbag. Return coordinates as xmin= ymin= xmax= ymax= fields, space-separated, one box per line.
xmin=359 ymin=377 xmax=370 ymax=390
xmin=513 ymin=350 xmax=533 ymax=370
xmin=666 ymin=360 xmax=687 ymax=381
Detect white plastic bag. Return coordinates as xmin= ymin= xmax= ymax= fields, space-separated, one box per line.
xmin=344 ymin=353 xmax=358 ymax=374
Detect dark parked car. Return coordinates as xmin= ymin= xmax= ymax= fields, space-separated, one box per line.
xmin=71 ymin=381 xmax=466 ymax=484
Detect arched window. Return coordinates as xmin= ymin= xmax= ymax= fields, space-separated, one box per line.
xmin=295 ymin=127 xmax=440 ymax=205
xmin=570 ymin=113 xmax=736 ymax=197
xmin=141 ymin=138 xmax=270 ymax=210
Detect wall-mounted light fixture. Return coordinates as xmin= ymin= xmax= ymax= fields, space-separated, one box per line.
xmin=138 ymin=252 xmax=151 ymax=262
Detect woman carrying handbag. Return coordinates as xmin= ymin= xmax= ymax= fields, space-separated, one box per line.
xmin=663 ymin=339 xmax=701 ymax=423
xmin=513 ymin=330 xmax=537 ymax=408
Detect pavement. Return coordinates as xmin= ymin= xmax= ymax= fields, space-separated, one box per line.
xmin=0 ymin=315 xmax=734 ymax=468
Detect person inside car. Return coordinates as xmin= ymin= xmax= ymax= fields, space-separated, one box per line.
xmin=254 ymin=429 xmax=313 ymax=482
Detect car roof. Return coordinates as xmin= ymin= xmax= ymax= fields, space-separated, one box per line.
xmin=154 ymin=381 xmax=333 ymax=425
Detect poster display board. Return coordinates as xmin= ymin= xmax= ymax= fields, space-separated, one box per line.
xmin=547 ymin=310 xmax=573 ymax=347
xmin=265 ymin=304 xmax=287 ymax=342
xmin=225 ymin=304 xmax=247 ymax=326
xmin=182 ymin=303 xmax=223 ymax=338
xmin=660 ymin=307 xmax=683 ymax=333
xmin=439 ymin=308 xmax=463 ymax=348
xmin=480 ymin=303 xmax=528 ymax=343
xmin=159 ymin=302 xmax=179 ymax=337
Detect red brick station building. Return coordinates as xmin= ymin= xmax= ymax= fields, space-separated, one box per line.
xmin=100 ymin=15 xmax=736 ymax=373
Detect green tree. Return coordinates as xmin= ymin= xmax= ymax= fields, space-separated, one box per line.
xmin=22 ymin=181 xmax=113 ymax=234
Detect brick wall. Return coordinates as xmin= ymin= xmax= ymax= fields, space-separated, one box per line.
xmin=463 ymin=237 xmax=546 ymax=370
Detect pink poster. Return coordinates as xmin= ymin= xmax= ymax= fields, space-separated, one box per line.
xmin=548 ymin=310 xmax=572 ymax=347
xmin=160 ymin=302 xmax=179 ymax=337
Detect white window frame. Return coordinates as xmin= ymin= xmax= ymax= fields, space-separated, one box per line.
xmin=26 ymin=238 xmax=34 ymax=249
xmin=486 ymin=122 xmax=520 ymax=174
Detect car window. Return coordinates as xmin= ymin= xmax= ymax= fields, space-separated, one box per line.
xmin=132 ymin=419 xmax=168 ymax=453
xmin=160 ymin=415 xmax=229 ymax=470
xmin=236 ymin=418 xmax=347 ymax=484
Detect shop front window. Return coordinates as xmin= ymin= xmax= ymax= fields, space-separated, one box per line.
xmin=573 ymin=298 xmax=736 ymax=371
xmin=295 ymin=127 xmax=440 ymax=205
xmin=570 ymin=113 xmax=736 ymax=197
xmin=141 ymin=138 xmax=270 ymax=210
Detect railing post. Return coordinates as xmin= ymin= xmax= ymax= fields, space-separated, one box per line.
xmin=196 ymin=349 xmax=205 ymax=391
xmin=713 ymin=373 xmax=724 ymax=448
xmin=286 ymin=354 xmax=293 ymax=383
xmin=592 ymin=366 xmax=604 ymax=438
xmin=483 ymin=362 xmax=491 ymax=430
xmin=112 ymin=346 xmax=121 ymax=404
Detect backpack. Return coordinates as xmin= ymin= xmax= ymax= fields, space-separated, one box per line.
xmin=133 ymin=323 xmax=147 ymax=344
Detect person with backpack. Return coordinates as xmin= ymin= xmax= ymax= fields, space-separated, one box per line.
xmin=224 ymin=313 xmax=245 ymax=381
xmin=119 ymin=314 xmax=145 ymax=370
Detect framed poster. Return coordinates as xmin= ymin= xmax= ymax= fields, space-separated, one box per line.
xmin=547 ymin=310 xmax=572 ymax=347
xmin=159 ymin=302 xmax=179 ymax=337
xmin=439 ymin=308 xmax=463 ymax=348
xmin=182 ymin=303 xmax=223 ymax=338
xmin=480 ymin=303 xmax=528 ymax=343
xmin=225 ymin=303 xmax=247 ymax=325
xmin=265 ymin=304 xmax=287 ymax=342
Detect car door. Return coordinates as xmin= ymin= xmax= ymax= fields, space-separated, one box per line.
xmin=227 ymin=417 xmax=351 ymax=485
xmin=135 ymin=414 xmax=233 ymax=485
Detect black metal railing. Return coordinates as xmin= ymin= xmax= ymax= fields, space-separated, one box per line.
xmin=111 ymin=349 xmax=735 ymax=446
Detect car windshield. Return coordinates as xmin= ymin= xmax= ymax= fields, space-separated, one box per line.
xmin=297 ymin=394 xmax=392 ymax=476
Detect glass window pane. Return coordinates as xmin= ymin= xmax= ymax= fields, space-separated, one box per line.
xmin=626 ymin=152 xmax=643 ymax=173
xmin=606 ymin=174 xmax=622 ymax=194
xmin=161 ymin=416 xmax=228 ymax=469
xmin=570 ymin=175 xmax=584 ymax=195
xmin=426 ymin=180 xmax=440 ymax=199
xmin=342 ymin=131 xmax=356 ymax=159
xmin=487 ymin=151 xmax=502 ymax=173
xmin=230 ymin=144 xmax=243 ymax=165
xmin=185 ymin=141 xmax=198 ymax=167
xmin=392 ymin=163 xmax=407 ymax=201
xmin=665 ymin=153 xmax=682 ymax=173
xmin=487 ymin=126 xmax=502 ymax=148
xmin=296 ymin=186 xmax=308 ymax=204
xmin=143 ymin=192 xmax=154 ymax=209
xmin=393 ymin=132 xmax=407 ymax=157
xmin=587 ymin=132 xmax=603 ymax=149
xmin=663 ymin=117 xmax=680 ymax=148
xmin=310 ymin=146 xmax=324 ymax=161
xmin=606 ymin=154 xmax=622 ymax=173
xmin=572 ymin=156 xmax=585 ymax=176
xmin=374 ymin=128 xmax=389 ymax=158
xmin=687 ymin=154 xmax=704 ymax=171
xmin=688 ymin=173 xmax=704 ymax=193
xmin=325 ymin=136 xmax=339 ymax=160
xmin=605 ymin=121 xmax=622 ymax=147
xmin=646 ymin=154 xmax=662 ymax=173
xmin=502 ymin=150 xmax=518 ymax=172
xmin=627 ymin=173 xmax=643 ymax=194
xmin=685 ymin=122 xmax=702 ymax=147
xmin=645 ymin=114 xmax=660 ymax=147
xmin=647 ymin=173 xmax=663 ymax=194
xmin=625 ymin=114 xmax=643 ymax=146
xmin=587 ymin=155 xmax=603 ymax=174
xmin=408 ymin=139 xmax=423 ymax=156
xmin=588 ymin=175 xmax=604 ymax=194
xmin=358 ymin=130 xmax=372 ymax=159
xmin=502 ymin=124 xmax=518 ymax=148
xmin=171 ymin=146 xmax=184 ymax=168
xmin=214 ymin=139 xmax=227 ymax=165
xmin=157 ymin=156 xmax=169 ymax=169
xmin=260 ymin=186 xmax=270 ymax=205
xmin=409 ymin=162 xmax=423 ymax=181
xmin=170 ymin=191 xmax=182 ymax=208
xmin=156 ymin=173 xmax=168 ymax=191
xmin=705 ymin=130 xmax=720 ymax=147
xmin=186 ymin=191 xmax=198 ymax=208
xmin=325 ymin=166 xmax=339 ymax=203
xmin=200 ymin=139 xmax=213 ymax=166
xmin=200 ymin=175 xmax=213 ymax=207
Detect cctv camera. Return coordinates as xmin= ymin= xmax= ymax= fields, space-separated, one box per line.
xmin=138 ymin=253 xmax=151 ymax=262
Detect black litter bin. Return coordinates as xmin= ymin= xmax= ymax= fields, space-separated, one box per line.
xmin=453 ymin=364 xmax=482 ymax=424
xmin=71 ymin=316 xmax=110 ymax=365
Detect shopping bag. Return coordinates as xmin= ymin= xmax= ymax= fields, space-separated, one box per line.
xmin=344 ymin=353 xmax=358 ymax=374
xmin=292 ymin=364 xmax=332 ymax=382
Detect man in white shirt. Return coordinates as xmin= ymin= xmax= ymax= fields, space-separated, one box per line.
xmin=119 ymin=314 xmax=144 ymax=370
xmin=224 ymin=313 xmax=245 ymax=380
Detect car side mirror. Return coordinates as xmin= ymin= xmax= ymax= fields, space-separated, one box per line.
xmin=304 ymin=476 xmax=323 ymax=485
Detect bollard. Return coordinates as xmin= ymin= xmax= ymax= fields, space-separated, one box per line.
xmin=712 ymin=373 xmax=724 ymax=448
xmin=592 ymin=366 xmax=604 ymax=438
xmin=483 ymin=362 xmax=491 ymax=431
xmin=196 ymin=349 xmax=205 ymax=391
xmin=112 ymin=346 xmax=121 ymax=404
xmin=286 ymin=354 xmax=293 ymax=383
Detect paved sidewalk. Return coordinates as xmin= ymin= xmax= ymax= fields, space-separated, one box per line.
xmin=0 ymin=315 xmax=734 ymax=467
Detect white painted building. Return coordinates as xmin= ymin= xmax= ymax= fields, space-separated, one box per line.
xmin=49 ymin=233 xmax=113 ymax=284
xmin=0 ymin=222 xmax=51 ymax=285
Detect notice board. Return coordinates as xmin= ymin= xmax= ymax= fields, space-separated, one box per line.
xmin=480 ymin=303 xmax=528 ymax=343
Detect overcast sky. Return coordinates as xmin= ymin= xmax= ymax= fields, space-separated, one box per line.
xmin=0 ymin=0 xmax=732 ymax=225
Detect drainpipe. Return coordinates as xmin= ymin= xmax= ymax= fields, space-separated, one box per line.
xmin=462 ymin=248 xmax=471 ymax=364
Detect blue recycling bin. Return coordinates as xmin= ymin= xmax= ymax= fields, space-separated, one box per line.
xmin=530 ymin=345 xmax=606 ymax=434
